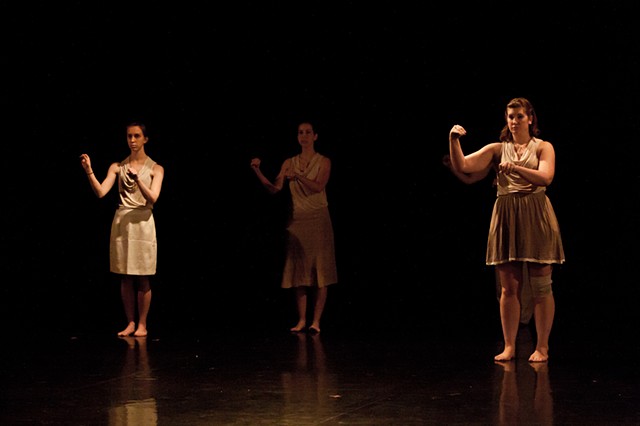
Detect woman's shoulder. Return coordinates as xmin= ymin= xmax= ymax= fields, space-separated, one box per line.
xmin=316 ymin=154 xmax=331 ymax=168
xmin=109 ymin=161 xmax=123 ymax=172
xmin=528 ymin=138 xmax=554 ymax=161
xmin=533 ymin=137 xmax=553 ymax=149
xmin=151 ymin=162 xmax=165 ymax=179
xmin=484 ymin=142 xmax=504 ymax=154
xmin=146 ymin=156 xmax=161 ymax=168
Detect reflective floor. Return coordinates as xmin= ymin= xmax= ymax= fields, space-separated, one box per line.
xmin=1 ymin=311 xmax=638 ymax=425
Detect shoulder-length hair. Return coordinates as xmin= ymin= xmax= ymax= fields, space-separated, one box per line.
xmin=499 ymin=97 xmax=540 ymax=142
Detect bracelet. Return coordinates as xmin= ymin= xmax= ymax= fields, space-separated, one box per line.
xmin=87 ymin=172 xmax=94 ymax=176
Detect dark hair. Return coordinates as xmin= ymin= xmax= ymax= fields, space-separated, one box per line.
xmin=127 ymin=122 xmax=147 ymax=137
xmin=499 ymin=97 xmax=540 ymax=142
xmin=298 ymin=121 xmax=316 ymax=134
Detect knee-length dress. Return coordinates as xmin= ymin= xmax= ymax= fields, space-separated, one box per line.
xmin=486 ymin=138 xmax=565 ymax=265
xmin=281 ymin=153 xmax=338 ymax=289
xmin=110 ymin=156 xmax=158 ymax=276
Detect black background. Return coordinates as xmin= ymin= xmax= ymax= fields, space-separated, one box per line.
xmin=2 ymin=2 xmax=639 ymax=342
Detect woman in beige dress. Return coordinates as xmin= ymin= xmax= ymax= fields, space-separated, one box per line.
xmin=251 ymin=121 xmax=338 ymax=334
xmin=80 ymin=122 xmax=165 ymax=337
xmin=448 ymin=98 xmax=565 ymax=362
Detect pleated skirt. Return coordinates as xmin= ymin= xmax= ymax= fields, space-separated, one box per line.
xmin=486 ymin=191 xmax=565 ymax=265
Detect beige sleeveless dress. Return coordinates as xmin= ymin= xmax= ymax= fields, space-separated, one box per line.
xmin=109 ymin=156 xmax=158 ymax=276
xmin=486 ymin=138 xmax=565 ymax=265
xmin=281 ymin=153 xmax=338 ymax=288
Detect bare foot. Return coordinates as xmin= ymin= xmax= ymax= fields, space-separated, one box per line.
xmin=290 ymin=321 xmax=306 ymax=332
xmin=528 ymin=349 xmax=549 ymax=362
xmin=118 ymin=322 xmax=136 ymax=337
xmin=308 ymin=325 xmax=320 ymax=334
xmin=134 ymin=324 xmax=148 ymax=337
xmin=494 ymin=346 xmax=516 ymax=362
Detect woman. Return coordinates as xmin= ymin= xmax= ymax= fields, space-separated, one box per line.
xmin=448 ymin=98 xmax=565 ymax=362
xmin=250 ymin=121 xmax=338 ymax=334
xmin=80 ymin=122 xmax=165 ymax=337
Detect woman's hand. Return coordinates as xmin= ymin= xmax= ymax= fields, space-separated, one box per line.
xmin=449 ymin=124 xmax=466 ymax=140
xmin=498 ymin=161 xmax=517 ymax=174
xmin=284 ymin=166 xmax=296 ymax=181
xmin=127 ymin=167 xmax=139 ymax=181
xmin=79 ymin=153 xmax=93 ymax=174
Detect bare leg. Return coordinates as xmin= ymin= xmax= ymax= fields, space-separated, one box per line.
xmin=118 ymin=276 xmax=136 ymax=337
xmin=290 ymin=287 xmax=307 ymax=332
xmin=134 ymin=276 xmax=152 ymax=337
xmin=529 ymin=293 xmax=554 ymax=362
xmin=309 ymin=287 xmax=327 ymax=333
xmin=497 ymin=289 xmax=520 ymax=361
xmin=528 ymin=265 xmax=554 ymax=362
xmin=495 ymin=263 xmax=522 ymax=361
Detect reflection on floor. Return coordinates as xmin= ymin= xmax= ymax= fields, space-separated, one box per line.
xmin=108 ymin=336 xmax=158 ymax=425
xmin=0 ymin=319 xmax=638 ymax=425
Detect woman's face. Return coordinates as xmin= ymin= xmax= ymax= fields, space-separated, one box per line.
xmin=127 ymin=126 xmax=148 ymax=151
xmin=297 ymin=123 xmax=317 ymax=147
xmin=506 ymin=107 xmax=530 ymax=137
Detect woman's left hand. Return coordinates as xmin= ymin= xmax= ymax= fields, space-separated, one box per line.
xmin=498 ymin=161 xmax=516 ymax=174
xmin=127 ymin=167 xmax=139 ymax=181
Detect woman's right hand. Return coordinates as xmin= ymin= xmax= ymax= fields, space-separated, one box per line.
xmin=79 ymin=153 xmax=92 ymax=172
xmin=449 ymin=124 xmax=466 ymax=140
xmin=250 ymin=158 xmax=261 ymax=169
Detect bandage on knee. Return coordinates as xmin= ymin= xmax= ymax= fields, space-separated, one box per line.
xmin=530 ymin=275 xmax=553 ymax=297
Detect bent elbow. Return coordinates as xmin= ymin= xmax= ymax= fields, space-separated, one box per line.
xmin=453 ymin=161 xmax=469 ymax=174
xmin=542 ymin=172 xmax=555 ymax=186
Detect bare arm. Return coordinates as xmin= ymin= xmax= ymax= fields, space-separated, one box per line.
xmin=448 ymin=124 xmax=501 ymax=174
xmin=442 ymin=154 xmax=491 ymax=184
xmin=498 ymin=141 xmax=555 ymax=186
xmin=128 ymin=163 xmax=165 ymax=205
xmin=79 ymin=153 xmax=118 ymax=198
xmin=250 ymin=157 xmax=289 ymax=194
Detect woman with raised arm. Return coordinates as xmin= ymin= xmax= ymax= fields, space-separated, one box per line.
xmin=448 ymin=98 xmax=564 ymax=362
xmin=80 ymin=122 xmax=165 ymax=337
xmin=250 ymin=121 xmax=338 ymax=334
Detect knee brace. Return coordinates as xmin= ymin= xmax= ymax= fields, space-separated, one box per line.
xmin=530 ymin=275 xmax=553 ymax=298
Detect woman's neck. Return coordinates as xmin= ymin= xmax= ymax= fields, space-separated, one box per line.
xmin=300 ymin=149 xmax=316 ymax=160
xmin=129 ymin=150 xmax=147 ymax=161
xmin=513 ymin=134 xmax=532 ymax=145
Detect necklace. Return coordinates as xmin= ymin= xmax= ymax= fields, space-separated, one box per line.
xmin=514 ymin=138 xmax=533 ymax=158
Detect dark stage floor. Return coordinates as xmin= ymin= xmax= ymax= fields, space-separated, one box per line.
xmin=1 ymin=311 xmax=638 ymax=426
